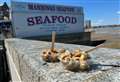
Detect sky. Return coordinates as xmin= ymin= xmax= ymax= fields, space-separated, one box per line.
xmin=0 ymin=0 xmax=120 ymax=26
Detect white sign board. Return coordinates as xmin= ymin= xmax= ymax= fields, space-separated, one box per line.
xmin=11 ymin=1 xmax=84 ymax=37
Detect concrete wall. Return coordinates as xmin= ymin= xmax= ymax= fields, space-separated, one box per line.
xmin=5 ymin=38 xmax=120 ymax=82
xmin=24 ymin=32 xmax=91 ymax=45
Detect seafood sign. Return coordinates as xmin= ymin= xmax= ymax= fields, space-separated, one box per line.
xmin=27 ymin=16 xmax=77 ymax=26
xmin=11 ymin=1 xmax=84 ymax=37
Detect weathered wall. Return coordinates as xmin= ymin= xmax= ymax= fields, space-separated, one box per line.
xmin=5 ymin=38 xmax=120 ymax=82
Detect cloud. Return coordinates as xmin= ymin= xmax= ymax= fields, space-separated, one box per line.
xmin=93 ymin=19 xmax=104 ymax=26
xmin=117 ymin=11 xmax=120 ymax=15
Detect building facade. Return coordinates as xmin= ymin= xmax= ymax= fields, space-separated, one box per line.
xmin=0 ymin=2 xmax=9 ymax=20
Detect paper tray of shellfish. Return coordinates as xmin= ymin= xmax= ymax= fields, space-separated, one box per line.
xmin=41 ymin=32 xmax=104 ymax=72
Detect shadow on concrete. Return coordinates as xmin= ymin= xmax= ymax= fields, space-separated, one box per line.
xmin=0 ymin=41 xmax=11 ymax=82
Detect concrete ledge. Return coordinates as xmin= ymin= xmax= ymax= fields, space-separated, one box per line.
xmin=5 ymin=38 xmax=120 ymax=82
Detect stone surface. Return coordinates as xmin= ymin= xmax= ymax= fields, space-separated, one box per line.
xmin=5 ymin=38 xmax=120 ymax=82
